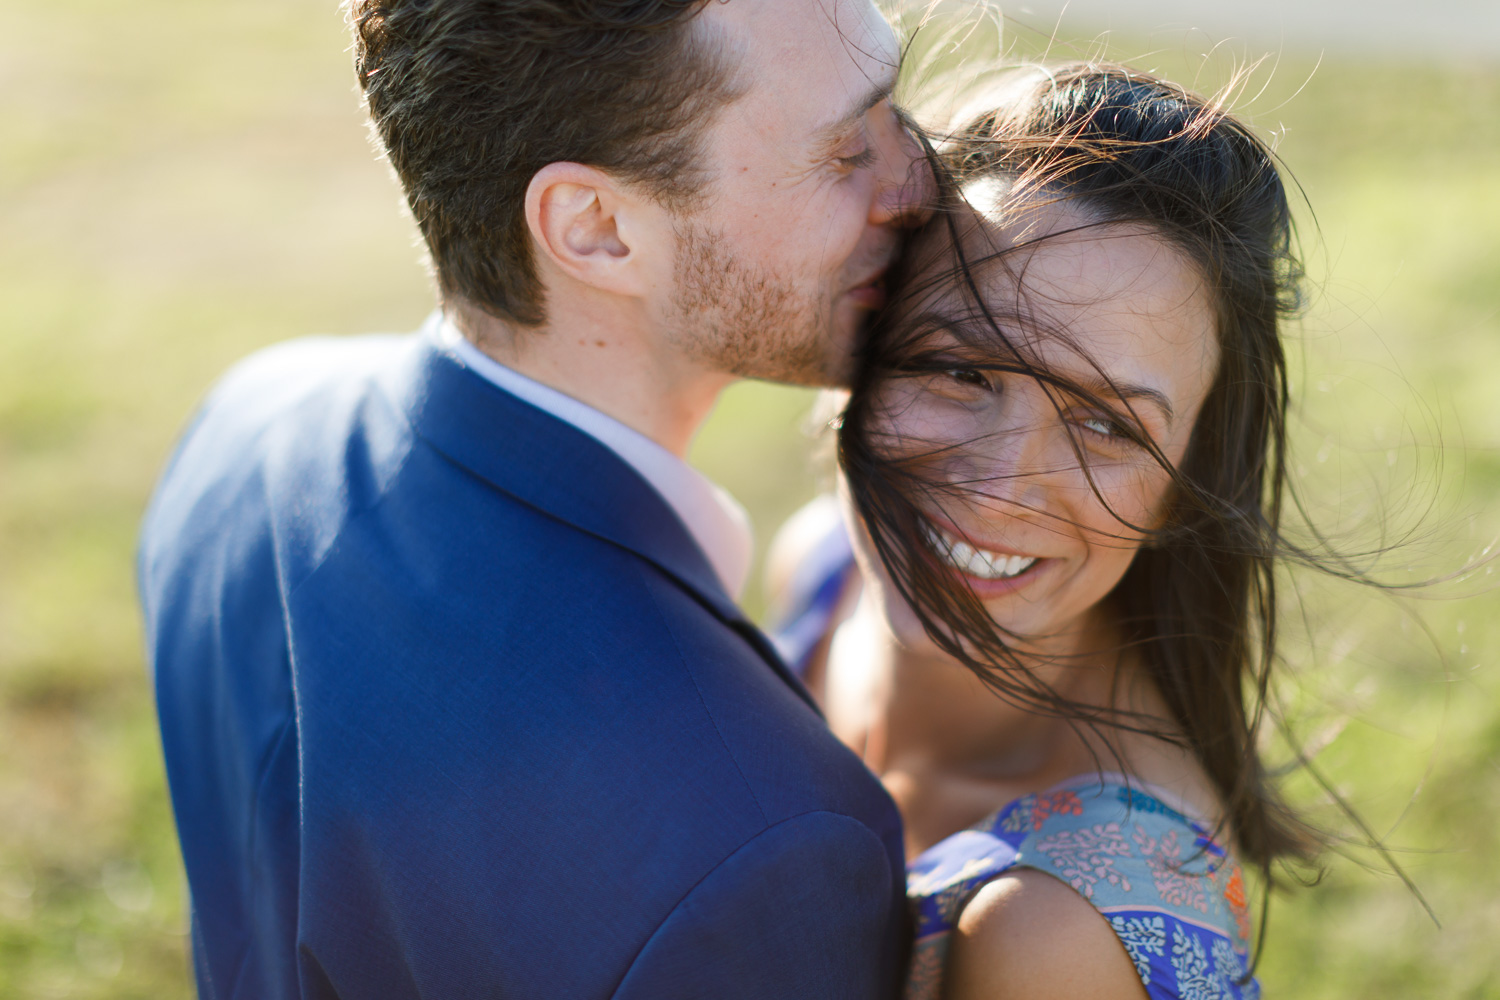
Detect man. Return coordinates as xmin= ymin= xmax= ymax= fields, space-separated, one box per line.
xmin=139 ymin=0 xmax=930 ymax=995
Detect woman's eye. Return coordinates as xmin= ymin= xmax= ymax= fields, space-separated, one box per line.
xmin=1081 ymin=414 xmax=1125 ymax=439
xmin=945 ymin=367 xmax=992 ymax=391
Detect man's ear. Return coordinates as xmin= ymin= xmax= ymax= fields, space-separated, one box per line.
xmin=524 ymin=162 xmax=650 ymax=297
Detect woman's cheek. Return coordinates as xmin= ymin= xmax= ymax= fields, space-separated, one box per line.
xmin=873 ymin=395 xmax=989 ymax=461
xmin=1083 ymin=461 xmax=1174 ymax=543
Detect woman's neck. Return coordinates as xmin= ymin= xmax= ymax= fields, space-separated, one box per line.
xmin=825 ymin=591 xmax=1213 ymax=857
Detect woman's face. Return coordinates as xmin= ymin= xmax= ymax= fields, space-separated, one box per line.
xmin=857 ymin=192 xmax=1220 ymax=651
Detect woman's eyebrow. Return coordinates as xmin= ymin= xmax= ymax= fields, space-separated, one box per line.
xmin=1070 ymin=374 xmax=1175 ymax=426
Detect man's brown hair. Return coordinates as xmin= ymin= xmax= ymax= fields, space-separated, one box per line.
xmin=350 ymin=0 xmax=741 ymax=325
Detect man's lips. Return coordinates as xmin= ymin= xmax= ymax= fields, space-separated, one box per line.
xmin=845 ymin=269 xmax=888 ymax=310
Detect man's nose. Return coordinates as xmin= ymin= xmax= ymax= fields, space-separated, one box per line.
xmin=871 ymin=118 xmax=936 ymax=227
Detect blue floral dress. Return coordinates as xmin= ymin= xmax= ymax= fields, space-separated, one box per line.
xmin=905 ymin=778 xmax=1258 ymax=1000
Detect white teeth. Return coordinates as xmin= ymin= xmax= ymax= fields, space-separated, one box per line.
xmin=922 ymin=524 xmax=1038 ymax=581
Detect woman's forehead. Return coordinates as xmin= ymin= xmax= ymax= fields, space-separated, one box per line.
xmin=907 ymin=193 xmax=1220 ymax=416
xmin=901 ymin=193 xmax=1108 ymax=307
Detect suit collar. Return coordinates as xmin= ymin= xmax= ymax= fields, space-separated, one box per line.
xmin=437 ymin=318 xmax=754 ymax=602
xmin=387 ymin=335 xmax=819 ymax=713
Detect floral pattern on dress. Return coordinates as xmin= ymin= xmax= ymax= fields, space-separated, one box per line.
xmin=999 ymin=795 xmax=1038 ymax=833
xmin=932 ymin=858 xmax=995 ymax=925
xmin=998 ymin=789 xmax=1085 ymax=833
xmin=908 ymin=855 xmax=996 ymax=902
xmin=1222 ymin=864 xmax=1252 ymax=942
xmin=1034 ymin=821 xmax=1134 ymax=898
xmin=1212 ymin=938 xmax=1245 ymax=994
xmin=1116 ymin=785 xmax=1190 ymax=824
xmin=1110 ymin=913 xmax=1167 ymax=985
xmin=1132 ymin=825 xmax=1209 ymax=913
xmin=903 ymin=937 xmax=946 ymax=1000
xmin=1171 ymin=923 xmax=1224 ymax=1000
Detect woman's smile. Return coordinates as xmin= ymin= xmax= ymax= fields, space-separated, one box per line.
xmin=921 ymin=519 xmax=1049 ymax=594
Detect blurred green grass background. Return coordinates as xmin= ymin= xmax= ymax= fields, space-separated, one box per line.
xmin=1 ymin=0 xmax=1496 ymax=995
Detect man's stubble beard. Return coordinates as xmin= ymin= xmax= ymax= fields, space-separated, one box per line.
xmin=667 ymin=220 xmax=848 ymax=387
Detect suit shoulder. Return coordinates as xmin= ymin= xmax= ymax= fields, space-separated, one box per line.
xmin=634 ymin=570 xmax=900 ymax=831
xmin=200 ymin=333 xmax=413 ymax=428
xmin=614 ymin=811 xmax=904 ymax=999
xmin=141 ymin=333 xmax=422 ymax=599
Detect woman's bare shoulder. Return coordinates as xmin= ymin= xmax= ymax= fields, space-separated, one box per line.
xmin=944 ymin=867 xmax=1150 ymax=1000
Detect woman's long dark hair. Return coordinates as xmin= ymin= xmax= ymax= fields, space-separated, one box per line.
xmin=840 ymin=63 xmax=1320 ymax=881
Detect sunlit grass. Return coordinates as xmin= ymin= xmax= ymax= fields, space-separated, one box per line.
xmin=1 ymin=0 xmax=1496 ymax=994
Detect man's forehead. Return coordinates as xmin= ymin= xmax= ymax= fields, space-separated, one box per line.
xmin=699 ymin=0 xmax=899 ymax=117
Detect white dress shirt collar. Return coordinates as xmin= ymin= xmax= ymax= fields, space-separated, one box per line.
xmin=434 ymin=316 xmax=753 ymax=600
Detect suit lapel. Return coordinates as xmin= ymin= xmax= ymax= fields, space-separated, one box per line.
xmin=387 ymin=335 xmax=821 ymax=715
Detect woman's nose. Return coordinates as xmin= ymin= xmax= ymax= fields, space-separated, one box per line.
xmin=962 ymin=419 xmax=1064 ymax=513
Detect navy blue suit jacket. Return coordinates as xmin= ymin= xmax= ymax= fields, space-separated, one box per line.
xmin=138 ymin=331 xmax=908 ymax=999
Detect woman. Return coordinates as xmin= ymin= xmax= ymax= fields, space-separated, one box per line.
xmin=770 ymin=63 xmax=1315 ymax=999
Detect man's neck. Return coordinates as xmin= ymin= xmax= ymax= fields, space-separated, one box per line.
xmin=448 ymin=302 xmax=734 ymax=458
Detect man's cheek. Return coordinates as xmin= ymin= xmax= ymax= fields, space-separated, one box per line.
xmin=792 ymin=181 xmax=865 ymax=234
